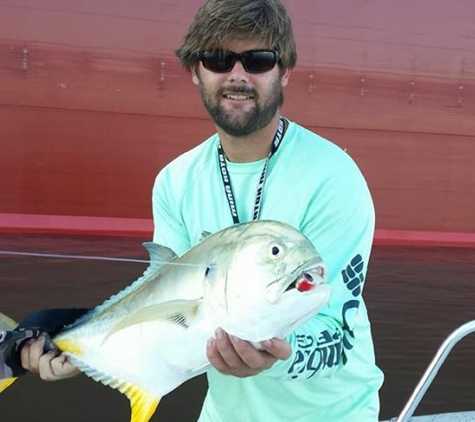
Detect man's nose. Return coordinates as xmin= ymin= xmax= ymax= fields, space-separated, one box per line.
xmin=226 ymin=59 xmax=250 ymax=83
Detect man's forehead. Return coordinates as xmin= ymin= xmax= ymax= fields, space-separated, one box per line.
xmin=205 ymin=38 xmax=271 ymax=52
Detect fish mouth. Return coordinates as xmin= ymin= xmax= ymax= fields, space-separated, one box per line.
xmin=285 ymin=266 xmax=326 ymax=293
xmin=264 ymin=257 xmax=327 ymax=304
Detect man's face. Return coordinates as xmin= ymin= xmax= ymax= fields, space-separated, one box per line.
xmin=192 ymin=40 xmax=290 ymax=137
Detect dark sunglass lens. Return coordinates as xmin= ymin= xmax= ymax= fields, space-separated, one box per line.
xmin=199 ymin=50 xmax=278 ymax=73
xmin=200 ymin=51 xmax=235 ymax=72
xmin=242 ymin=50 xmax=277 ymax=73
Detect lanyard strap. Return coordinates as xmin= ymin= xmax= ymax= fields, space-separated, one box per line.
xmin=218 ymin=117 xmax=286 ymax=224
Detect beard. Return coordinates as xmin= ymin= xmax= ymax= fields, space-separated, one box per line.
xmin=198 ymin=79 xmax=284 ymax=137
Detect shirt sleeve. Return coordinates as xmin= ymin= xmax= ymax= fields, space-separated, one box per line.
xmin=152 ymin=168 xmax=192 ymax=256
xmin=265 ymin=156 xmax=376 ymax=380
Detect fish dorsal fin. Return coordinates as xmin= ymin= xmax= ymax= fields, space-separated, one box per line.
xmin=141 ymin=242 xmax=178 ymax=278
xmin=69 ymin=243 xmax=178 ymax=328
xmin=122 ymin=383 xmax=160 ymax=422
xmin=104 ymin=299 xmax=202 ymax=343
xmin=0 ymin=312 xmax=18 ymax=330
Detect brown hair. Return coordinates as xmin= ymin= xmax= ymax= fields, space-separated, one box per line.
xmin=176 ymin=0 xmax=297 ymax=71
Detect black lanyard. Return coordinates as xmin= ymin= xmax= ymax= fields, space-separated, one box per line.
xmin=217 ymin=117 xmax=286 ymax=224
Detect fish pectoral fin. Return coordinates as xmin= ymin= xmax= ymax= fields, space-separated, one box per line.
xmin=0 ymin=378 xmax=17 ymax=393
xmin=121 ymin=383 xmax=160 ymax=422
xmin=104 ymin=299 xmax=202 ymax=343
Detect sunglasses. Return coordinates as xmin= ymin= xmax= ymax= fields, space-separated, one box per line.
xmin=197 ymin=49 xmax=280 ymax=74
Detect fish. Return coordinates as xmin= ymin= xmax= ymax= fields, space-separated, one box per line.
xmin=0 ymin=220 xmax=331 ymax=422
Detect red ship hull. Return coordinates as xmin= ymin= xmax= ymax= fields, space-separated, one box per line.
xmin=1 ymin=1 xmax=474 ymax=245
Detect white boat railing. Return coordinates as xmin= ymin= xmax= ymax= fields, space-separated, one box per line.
xmin=395 ymin=319 xmax=475 ymax=422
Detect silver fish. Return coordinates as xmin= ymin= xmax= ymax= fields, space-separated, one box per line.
xmin=0 ymin=220 xmax=330 ymax=422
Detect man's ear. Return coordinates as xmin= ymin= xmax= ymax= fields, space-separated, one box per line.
xmin=281 ymin=67 xmax=291 ymax=88
xmin=191 ymin=65 xmax=200 ymax=86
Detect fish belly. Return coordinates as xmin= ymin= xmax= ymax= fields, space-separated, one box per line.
xmin=55 ymin=319 xmax=212 ymax=397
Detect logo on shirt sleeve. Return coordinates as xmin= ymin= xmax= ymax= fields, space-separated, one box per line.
xmin=342 ymin=254 xmax=364 ymax=297
xmin=287 ymin=254 xmax=366 ymax=378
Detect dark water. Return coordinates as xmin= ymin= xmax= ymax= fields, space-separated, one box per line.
xmin=0 ymin=234 xmax=474 ymax=421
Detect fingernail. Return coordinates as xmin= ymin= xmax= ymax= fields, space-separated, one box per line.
xmin=215 ymin=328 xmax=224 ymax=339
xmin=261 ymin=340 xmax=272 ymax=348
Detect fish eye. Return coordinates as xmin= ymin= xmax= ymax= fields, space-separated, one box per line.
xmin=268 ymin=243 xmax=284 ymax=259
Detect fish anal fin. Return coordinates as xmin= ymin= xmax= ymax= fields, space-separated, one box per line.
xmin=122 ymin=383 xmax=160 ymax=422
xmin=0 ymin=377 xmax=17 ymax=393
xmin=104 ymin=299 xmax=201 ymax=344
xmin=66 ymin=357 xmax=160 ymax=422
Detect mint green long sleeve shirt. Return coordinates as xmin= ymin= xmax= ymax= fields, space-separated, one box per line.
xmin=152 ymin=120 xmax=384 ymax=421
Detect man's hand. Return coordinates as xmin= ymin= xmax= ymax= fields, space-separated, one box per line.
xmin=207 ymin=328 xmax=291 ymax=377
xmin=20 ymin=335 xmax=80 ymax=381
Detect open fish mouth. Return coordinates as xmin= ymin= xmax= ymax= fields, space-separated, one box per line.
xmin=264 ymin=257 xmax=327 ymax=303
xmin=285 ymin=267 xmax=325 ymax=293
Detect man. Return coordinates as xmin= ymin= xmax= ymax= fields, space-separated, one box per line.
xmin=152 ymin=0 xmax=383 ymax=421
xmin=22 ymin=0 xmax=383 ymax=420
